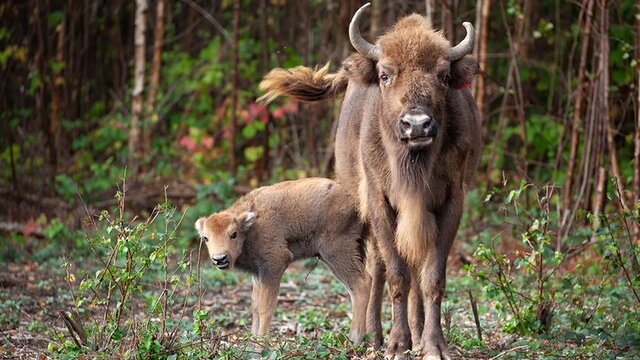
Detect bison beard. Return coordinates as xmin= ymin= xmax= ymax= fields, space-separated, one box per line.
xmin=260 ymin=3 xmax=481 ymax=360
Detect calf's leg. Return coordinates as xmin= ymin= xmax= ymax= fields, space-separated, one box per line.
xmin=251 ymin=277 xmax=261 ymax=335
xmin=252 ymin=271 xmax=284 ymax=337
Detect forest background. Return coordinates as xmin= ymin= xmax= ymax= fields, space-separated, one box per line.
xmin=0 ymin=0 xmax=639 ymax=359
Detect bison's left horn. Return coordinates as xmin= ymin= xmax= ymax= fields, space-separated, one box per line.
xmin=349 ymin=3 xmax=380 ymax=61
xmin=446 ymin=22 xmax=475 ymax=61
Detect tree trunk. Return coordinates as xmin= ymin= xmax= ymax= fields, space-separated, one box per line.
xmin=475 ymin=0 xmax=490 ymax=120
xmin=425 ymin=0 xmax=434 ymax=25
xmin=144 ymin=0 xmax=166 ymax=156
xmin=599 ymin=0 xmax=623 ymax=210
xmin=129 ymin=0 xmax=148 ymax=174
xmin=229 ymin=0 xmax=240 ymax=173
xmin=51 ymin=18 xmax=65 ymax=170
xmin=258 ymin=0 xmax=270 ymax=181
xmin=441 ymin=0 xmax=455 ymax=44
xmin=562 ymin=0 xmax=594 ymax=233
xmin=146 ymin=0 xmax=165 ymax=115
xmin=371 ymin=0 xmax=382 ymax=35
xmin=634 ymin=0 xmax=640 ymax=245
xmin=35 ymin=0 xmax=54 ymax=171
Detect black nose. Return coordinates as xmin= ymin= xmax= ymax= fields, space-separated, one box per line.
xmin=212 ymin=253 xmax=229 ymax=266
xmin=400 ymin=113 xmax=432 ymax=137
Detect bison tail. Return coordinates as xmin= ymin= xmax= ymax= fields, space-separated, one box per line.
xmin=259 ymin=63 xmax=348 ymax=103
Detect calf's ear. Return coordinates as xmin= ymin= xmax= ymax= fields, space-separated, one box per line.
xmin=195 ymin=217 xmax=206 ymax=235
xmin=238 ymin=212 xmax=256 ymax=231
xmin=449 ymin=56 xmax=480 ymax=90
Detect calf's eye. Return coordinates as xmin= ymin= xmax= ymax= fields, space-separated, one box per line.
xmin=379 ymin=74 xmax=390 ymax=84
xmin=230 ymin=231 xmax=238 ymax=239
xmin=201 ymin=236 xmax=209 ymax=242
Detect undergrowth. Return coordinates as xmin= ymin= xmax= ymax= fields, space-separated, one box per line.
xmin=3 ymin=179 xmax=637 ymax=359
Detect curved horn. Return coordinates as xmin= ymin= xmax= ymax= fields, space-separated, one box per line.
xmin=446 ymin=22 xmax=475 ymax=61
xmin=349 ymin=3 xmax=380 ymax=61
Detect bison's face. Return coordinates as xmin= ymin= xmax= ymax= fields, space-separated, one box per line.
xmin=377 ymin=60 xmax=449 ymax=152
xmin=348 ymin=5 xmax=478 ymax=153
xmin=195 ymin=211 xmax=256 ymax=269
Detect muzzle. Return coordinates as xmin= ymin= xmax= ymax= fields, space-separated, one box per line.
xmin=212 ymin=253 xmax=230 ymax=269
xmin=398 ymin=106 xmax=438 ymax=150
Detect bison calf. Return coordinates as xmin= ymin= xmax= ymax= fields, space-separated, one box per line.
xmin=195 ymin=177 xmax=369 ymax=342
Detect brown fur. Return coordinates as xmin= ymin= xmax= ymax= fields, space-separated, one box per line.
xmin=259 ymin=63 xmax=349 ymax=103
xmin=195 ymin=178 xmax=369 ymax=343
xmin=260 ymin=11 xmax=482 ymax=360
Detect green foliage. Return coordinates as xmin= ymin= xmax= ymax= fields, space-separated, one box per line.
xmin=465 ymin=180 xmax=640 ymax=353
xmin=48 ymin=190 xmax=208 ymax=359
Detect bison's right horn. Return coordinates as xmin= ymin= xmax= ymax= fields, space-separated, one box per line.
xmin=349 ymin=3 xmax=380 ymax=61
xmin=446 ymin=22 xmax=475 ymax=61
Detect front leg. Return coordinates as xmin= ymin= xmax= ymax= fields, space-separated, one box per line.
xmin=252 ymin=271 xmax=285 ymax=338
xmin=409 ymin=274 xmax=425 ymax=351
xmin=420 ymin=188 xmax=464 ymax=360
xmin=369 ymin=192 xmax=412 ymax=359
xmin=251 ymin=276 xmax=261 ymax=335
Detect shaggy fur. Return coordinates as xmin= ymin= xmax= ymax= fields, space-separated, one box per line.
xmin=260 ymin=11 xmax=482 ymax=360
xmin=195 ymin=178 xmax=369 ymax=343
xmin=259 ymin=63 xmax=349 ymax=103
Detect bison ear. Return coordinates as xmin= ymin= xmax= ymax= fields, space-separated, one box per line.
xmin=238 ymin=212 xmax=256 ymax=231
xmin=195 ymin=217 xmax=206 ymax=236
xmin=449 ymin=56 xmax=480 ymax=90
xmin=344 ymin=54 xmax=378 ymax=85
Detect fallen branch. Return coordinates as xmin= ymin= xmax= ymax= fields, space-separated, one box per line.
xmin=490 ymin=345 xmax=529 ymax=360
xmin=468 ymin=290 xmax=482 ymax=341
xmin=60 ymin=311 xmax=87 ymax=348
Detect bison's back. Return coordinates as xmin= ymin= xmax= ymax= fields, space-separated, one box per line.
xmin=244 ymin=178 xmax=358 ymax=237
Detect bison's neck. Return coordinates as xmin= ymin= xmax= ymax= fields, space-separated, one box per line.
xmin=392 ymin=148 xmax=437 ymax=192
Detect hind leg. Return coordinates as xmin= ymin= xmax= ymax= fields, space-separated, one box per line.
xmin=320 ymin=238 xmax=369 ymax=345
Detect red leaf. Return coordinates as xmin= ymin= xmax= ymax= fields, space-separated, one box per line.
xmin=249 ymin=103 xmax=269 ymax=124
xmin=178 ymin=136 xmax=197 ymax=152
xmin=240 ymin=109 xmax=251 ymax=124
xmin=22 ymin=219 xmax=38 ymax=237
xmin=272 ymin=107 xmax=286 ymax=119
xmin=201 ymin=136 xmax=214 ymax=149
xmin=282 ymin=101 xmax=299 ymax=114
xmin=223 ymin=127 xmax=233 ymax=141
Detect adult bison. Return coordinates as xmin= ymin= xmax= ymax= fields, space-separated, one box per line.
xmin=260 ymin=3 xmax=482 ymax=359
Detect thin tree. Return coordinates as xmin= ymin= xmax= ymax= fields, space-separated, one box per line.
xmin=229 ymin=0 xmax=240 ymax=172
xmin=600 ymin=0 xmax=624 ymax=211
xmin=51 ymin=18 xmax=65 ymax=170
xmin=634 ymin=0 xmax=640 ymax=245
xmin=258 ymin=0 xmax=271 ymax=181
xmin=562 ymin=0 xmax=595 ymax=233
xmin=425 ymin=0 xmax=434 ymax=25
xmin=474 ymin=0 xmax=490 ymax=120
xmin=129 ymin=0 xmax=148 ymax=174
xmin=144 ymin=0 xmax=166 ymax=155
xmin=371 ymin=0 xmax=382 ymax=35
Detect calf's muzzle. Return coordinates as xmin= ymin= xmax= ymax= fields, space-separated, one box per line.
xmin=212 ymin=253 xmax=230 ymax=269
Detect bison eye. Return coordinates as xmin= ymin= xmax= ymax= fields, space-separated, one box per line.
xmin=201 ymin=236 xmax=209 ymax=243
xmin=230 ymin=231 xmax=238 ymax=239
xmin=379 ymin=74 xmax=390 ymax=85
xmin=438 ymin=72 xmax=451 ymax=85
